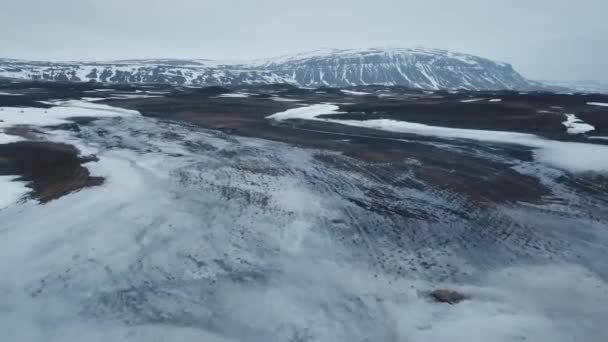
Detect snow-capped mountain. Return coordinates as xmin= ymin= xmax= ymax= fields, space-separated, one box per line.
xmin=0 ymin=48 xmax=539 ymax=90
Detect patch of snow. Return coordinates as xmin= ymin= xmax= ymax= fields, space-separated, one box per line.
xmin=562 ymin=114 xmax=595 ymax=134
xmin=378 ymin=93 xmax=399 ymax=98
xmin=81 ymin=94 xmax=162 ymax=101
xmin=489 ymin=99 xmax=502 ymax=102
xmin=0 ymin=91 xmax=23 ymax=96
xmin=217 ymin=93 xmax=251 ymax=98
xmin=271 ymin=97 xmax=302 ymax=102
xmin=84 ymin=89 xmax=117 ymax=92
xmin=341 ymin=90 xmax=372 ymax=96
xmin=587 ymin=102 xmax=608 ymax=107
xmin=267 ymin=104 xmax=343 ymax=121
xmin=460 ymin=98 xmax=485 ymax=103
xmin=111 ymin=94 xmax=162 ymax=99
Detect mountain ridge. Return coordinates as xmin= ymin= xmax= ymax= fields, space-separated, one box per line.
xmin=0 ymin=47 xmax=541 ymax=90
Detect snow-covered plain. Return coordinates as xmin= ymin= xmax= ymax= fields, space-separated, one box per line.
xmin=1 ymin=101 xmax=608 ymax=342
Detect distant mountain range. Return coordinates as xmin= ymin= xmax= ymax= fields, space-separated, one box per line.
xmin=541 ymin=80 xmax=608 ymax=94
xmin=0 ymin=47 xmax=544 ymax=90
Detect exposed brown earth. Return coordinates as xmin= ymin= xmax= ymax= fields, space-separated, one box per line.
xmin=0 ymin=141 xmax=103 ymax=202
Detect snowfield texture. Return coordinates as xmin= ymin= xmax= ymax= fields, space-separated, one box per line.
xmin=1 ymin=101 xmax=608 ymax=342
xmin=0 ymin=48 xmax=538 ymax=90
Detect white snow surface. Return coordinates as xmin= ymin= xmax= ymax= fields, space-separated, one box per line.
xmin=217 ymin=93 xmax=251 ymax=98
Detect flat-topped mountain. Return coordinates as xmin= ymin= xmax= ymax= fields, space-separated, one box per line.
xmin=0 ymin=47 xmax=539 ymax=90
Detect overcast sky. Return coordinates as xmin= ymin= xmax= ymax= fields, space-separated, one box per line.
xmin=1 ymin=0 xmax=606 ymax=81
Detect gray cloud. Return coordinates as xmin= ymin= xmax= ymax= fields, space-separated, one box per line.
xmin=1 ymin=0 xmax=606 ymax=81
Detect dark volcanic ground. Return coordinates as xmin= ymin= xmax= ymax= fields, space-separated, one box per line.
xmin=0 ymin=80 xmax=608 ymax=342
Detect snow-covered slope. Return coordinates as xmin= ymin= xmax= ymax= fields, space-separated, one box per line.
xmin=0 ymin=48 xmax=538 ymax=90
